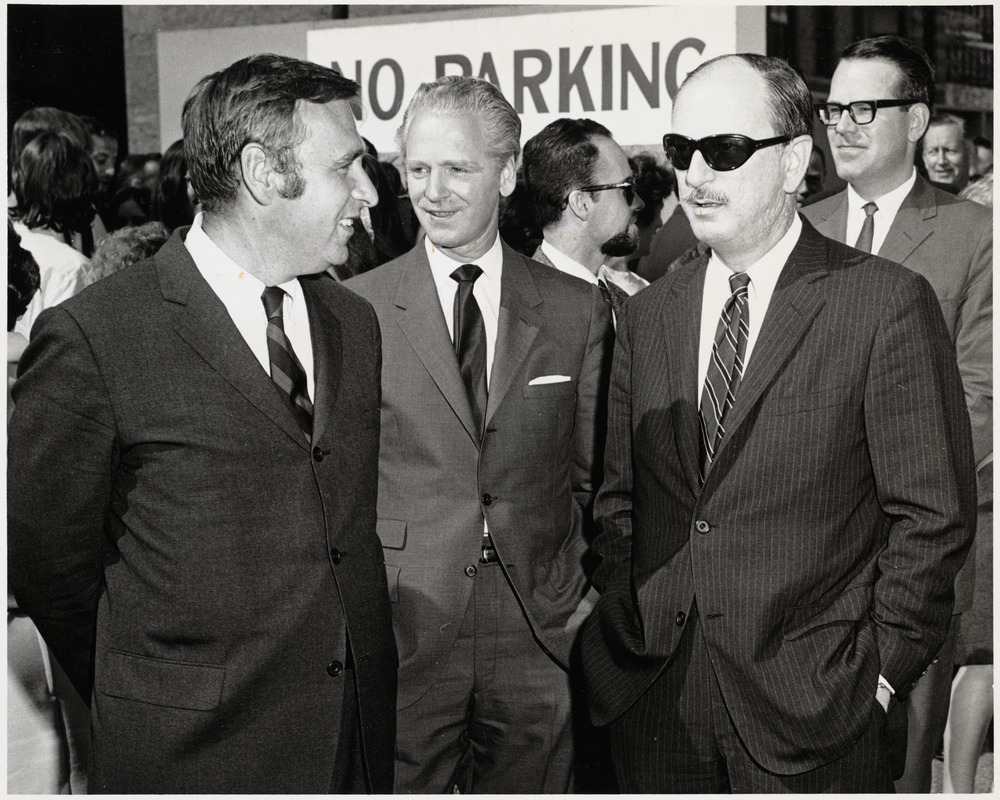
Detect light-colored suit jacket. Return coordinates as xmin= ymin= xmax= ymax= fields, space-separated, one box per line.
xmin=582 ymin=218 xmax=975 ymax=774
xmin=348 ymin=238 xmax=612 ymax=709
xmin=802 ymin=175 xmax=992 ymax=466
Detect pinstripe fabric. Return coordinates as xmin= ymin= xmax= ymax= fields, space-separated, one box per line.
xmin=580 ymin=218 xmax=976 ymax=777
xmin=262 ymin=286 xmax=313 ymax=441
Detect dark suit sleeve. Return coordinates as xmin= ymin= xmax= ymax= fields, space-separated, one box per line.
xmin=8 ymin=307 xmax=117 ymax=702
xmin=865 ymin=271 xmax=976 ymax=695
xmin=591 ymin=302 xmax=635 ymax=597
xmin=955 ymin=219 xmax=992 ymax=466
xmin=570 ymin=285 xmax=614 ymax=531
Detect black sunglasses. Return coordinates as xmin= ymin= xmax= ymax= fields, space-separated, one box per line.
xmin=563 ymin=179 xmax=636 ymax=209
xmin=662 ymin=133 xmax=793 ymax=172
xmin=814 ymin=98 xmax=921 ymax=126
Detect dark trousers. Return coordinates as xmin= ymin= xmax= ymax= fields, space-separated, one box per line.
xmin=610 ymin=607 xmax=894 ymax=793
xmin=394 ymin=561 xmax=574 ymax=793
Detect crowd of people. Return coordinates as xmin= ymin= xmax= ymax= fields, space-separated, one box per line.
xmin=6 ymin=32 xmax=992 ymax=795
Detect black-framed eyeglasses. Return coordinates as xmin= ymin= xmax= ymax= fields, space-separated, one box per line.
xmin=562 ymin=179 xmax=636 ymax=209
xmin=814 ymin=98 xmax=921 ymax=126
xmin=662 ymin=133 xmax=792 ymax=172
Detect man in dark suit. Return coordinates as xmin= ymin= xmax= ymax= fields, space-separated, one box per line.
xmin=582 ymin=53 xmax=975 ymax=792
xmin=8 ymin=55 xmax=397 ymax=793
xmin=521 ymin=118 xmax=648 ymax=321
xmin=347 ymin=76 xmax=612 ymax=793
xmin=801 ymin=36 xmax=992 ymax=792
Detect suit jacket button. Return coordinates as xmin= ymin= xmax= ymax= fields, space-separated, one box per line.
xmin=464 ymin=564 xmax=478 ymax=578
xmin=481 ymin=493 xmax=493 ymax=506
xmin=312 ymin=446 xmax=324 ymax=462
xmin=695 ymin=520 xmax=710 ymax=534
xmin=330 ymin=548 xmax=342 ymax=565
xmin=675 ymin=611 xmax=686 ymax=627
xmin=326 ymin=660 xmax=344 ymax=677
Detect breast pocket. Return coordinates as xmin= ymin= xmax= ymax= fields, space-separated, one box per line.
xmin=772 ymin=384 xmax=853 ymax=416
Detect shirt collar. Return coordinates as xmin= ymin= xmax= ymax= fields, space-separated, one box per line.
xmin=424 ymin=233 xmax=504 ymax=282
xmin=847 ymin=168 xmax=916 ymax=223
xmin=185 ymin=212 xmax=305 ymax=306
xmin=539 ymin=240 xmax=599 ymax=285
xmin=707 ymin=213 xmax=802 ymax=293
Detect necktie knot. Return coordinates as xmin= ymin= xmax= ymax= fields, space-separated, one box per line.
xmin=728 ymin=271 xmax=751 ymax=294
xmin=261 ymin=286 xmax=286 ymax=322
xmin=451 ymin=264 xmax=484 ymax=284
xmin=862 ymin=201 xmax=878 ymax=218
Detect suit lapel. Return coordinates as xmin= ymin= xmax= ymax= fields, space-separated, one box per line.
xmin=878 ymin=177 xmax=935 ymax=265
xmin=393 ymin=245 xmax=482 ymax=447
xmin=301 ymin=276 xmax=342 ymax=446
xmin=156 ymin=234 xmax=311 ymax=451
xmin=812 ymin=190 xmax=848 ymax=241
xmin=487 ymin=244 xmax=542 ymax=426
xmin=712 ymin=222 xmax=829 ymax=464
xmin=662 ymin=257 xmax=708 ymax=493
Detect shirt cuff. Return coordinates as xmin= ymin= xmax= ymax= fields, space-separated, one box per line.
xmin=877 ymin=674 xmax=895 ymax=695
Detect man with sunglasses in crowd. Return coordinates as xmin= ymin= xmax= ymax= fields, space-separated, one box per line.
xmin=581 ymin=52 xmax=975 ymax=792
xmin=522 ymin=118 xmax=648 ymax=323
xmin=802 ymin=35 xmax=992 ymax=793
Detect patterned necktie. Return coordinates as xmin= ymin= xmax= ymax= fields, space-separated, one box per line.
xmin=261 ymin=286 xmax=314 ymax=441
xmin=598 ymin=277 xmax=630 ymax=317
xmin=451 ymin=265 xmax=488 ymax=440
xmin=854 ymin=201 xmax=878 ymax=253
xmin=699 ymin=271 xmax=751 ymax=482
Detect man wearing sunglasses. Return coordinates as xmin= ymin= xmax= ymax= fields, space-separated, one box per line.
xmin=581 ymin=52 xmax=975 ymax=793
xmin=802 ymin=36 xmax=992 ymax=793
xmin=522 ymin=118 xmax=648 ymax=322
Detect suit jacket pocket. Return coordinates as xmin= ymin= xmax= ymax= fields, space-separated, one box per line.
xmin=377 ymin=517 xmax=407 ymax=549
xmin=99 ymin=649 xmax=225 ymax=711
xmin=782 ymin=584 xmax=873 ymax=641
xmin=772 ymin=385 xmax=853 ymax=416
xmin=522 ymin=382 xmax=574 ymax=399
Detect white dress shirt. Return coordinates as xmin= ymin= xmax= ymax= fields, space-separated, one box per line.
xmin=697 ymin=215 xmax=802 ymax=395
xmin=184 ymin=213 xmax=316 ymax=402
xmin=845 ymin=169 xmax=916 ymax=256
xmin=12 ymin=221 xmax=89 ymax=340
xmin=539 ymin=240 xmax=597 ymax=286
xmin=425 ymin=235 xmax=503 ymax=388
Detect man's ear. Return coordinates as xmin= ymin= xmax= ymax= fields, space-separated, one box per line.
xmin=240 ymin=143 xmax=277 ymax=205
xmin=781 ymin=135 xmax=814 ymax=195
xmin=498 ymin=155 xmax=517 ymax=198
xmin=907 ymin=103 xmax=930 ymax=144
xmin=566 ymin=188 xmax=592 ymax=223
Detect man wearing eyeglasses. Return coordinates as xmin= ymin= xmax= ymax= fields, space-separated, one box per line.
xmin=802 ymin=35 xmax=992 ymax=793
xmin=522 ymin=118 xmax=648 ymax=323
xmin=581 ymin=52 xmax=975 ymax=792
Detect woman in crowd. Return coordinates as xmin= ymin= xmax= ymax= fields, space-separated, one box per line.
xmin=83 ymin=221 xmax=170 ymax=287
xmin=151 ymin=139 xmax=197 ymax=232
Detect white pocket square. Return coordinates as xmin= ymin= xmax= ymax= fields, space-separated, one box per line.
xmin=528 ymin=375 xmax=571 ymax=385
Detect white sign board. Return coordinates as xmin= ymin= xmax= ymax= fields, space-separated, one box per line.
xmin=307 ymin=6 xmax=743 ymax=153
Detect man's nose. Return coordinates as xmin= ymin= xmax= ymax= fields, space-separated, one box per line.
xmin=353 ymin=164 xmax=378 ymax=208
xmin=423 ymin=169 xmax=448 ymax=202
xmin=684 ymin=149 xmax=714 ymax=187
xmin=833 ymin=109 xmax=857 ymax=136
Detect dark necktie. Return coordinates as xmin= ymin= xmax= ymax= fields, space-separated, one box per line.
xmin=598 ymin=277 xmax=630 ymax=317
xmin=699 ymin=271 xmax=751 ymax=482
xmin=450 ymin=265 xmax=488 ymax=440
xmin=854 ymin=201 xmax=878 ymax=253
xmin=261 ymin=286 xmax=314 ymax=442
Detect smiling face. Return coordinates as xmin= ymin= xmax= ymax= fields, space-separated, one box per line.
xmin=89 ymin=134 xmax=118 ymax=189
xmin=404 ymin=110 xmax=515 ymax=263
xmin=269 ymin=99 xmax=377 ymax=275
xmin=671 ymin=59 xmax=803 ymax=270
xmin=922 ymin=122 xmax=969 ymax=187
xmin=826 ymin=58 xmax=925 ymax=199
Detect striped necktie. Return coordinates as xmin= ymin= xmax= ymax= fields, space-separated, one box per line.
xmin=699 ymin=271 xmax=751 ymax=482
xmin=261 ymin=286 xmax=313 ymax=441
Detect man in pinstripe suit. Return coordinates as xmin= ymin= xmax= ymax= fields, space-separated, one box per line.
xmin=581 ymin=53 xmax=976 ymax=792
